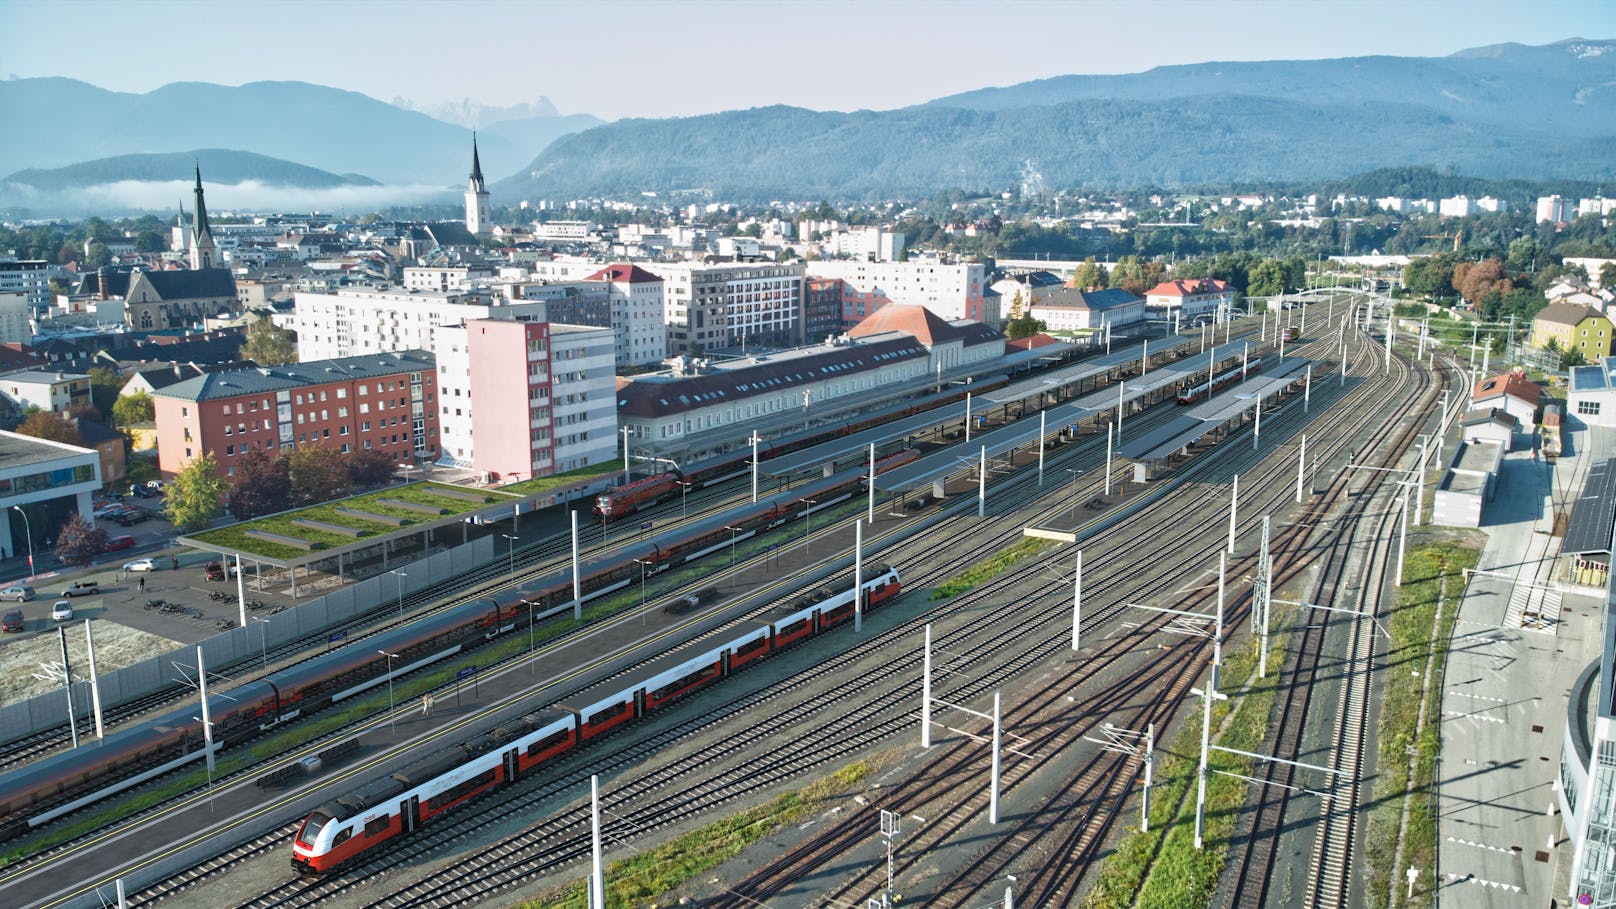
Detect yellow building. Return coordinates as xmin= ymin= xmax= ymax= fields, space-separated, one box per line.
xmin=1533 ymin=302 xmax=1614 ymax=361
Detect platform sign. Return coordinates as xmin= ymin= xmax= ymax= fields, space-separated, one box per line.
xmin=640 ymin=521 xmax=653 ymax=531
xmin=456 ymin=664 xmax=479 ymax=701
xmin=327 ymin=630 xmax=346 ymax=650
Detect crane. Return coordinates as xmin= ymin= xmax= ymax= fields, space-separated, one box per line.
xmin=1422 ymin=229 xmax=1462 ymax=253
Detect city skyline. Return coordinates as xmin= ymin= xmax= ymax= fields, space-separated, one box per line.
xmin=1 ymin=0 xmax=1611 ymax=122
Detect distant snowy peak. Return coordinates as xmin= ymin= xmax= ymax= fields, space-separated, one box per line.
xmin=392 ymin=96 xmax=563 ymax=127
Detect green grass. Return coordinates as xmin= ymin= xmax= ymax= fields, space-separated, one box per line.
xmin=515 ymin=762 xmax=872 ymax=908
xmin=1362 ymin=542 xmax=1476 ymax=909
xmin=929 ymin=538 xmax=1053 ymax=600
xmin=500 ymin=460 xmax=625 ymax=497
xmin=1083 ymin=607 xmax=1293 ymax=909
xmin=188 ymin=482 xmax=522 ymax=560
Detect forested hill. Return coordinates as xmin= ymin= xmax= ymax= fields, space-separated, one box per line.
xmin=499 ymin=38 xmax=1615 ymax=201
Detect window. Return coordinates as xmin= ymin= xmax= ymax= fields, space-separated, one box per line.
xmin=336 ymin=388 xmax=347 ymax=399
xmin=1578 ymin=400 xmax=1601 ymax=416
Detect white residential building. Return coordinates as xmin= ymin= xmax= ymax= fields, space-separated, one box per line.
xmin=531 ymin=220 xmax=595 ymax=241
xmin=1439 ymin=196 xmax=1478 ymax=218
xmin=1476 ymin=196 xmax=1509 ymax=213
xmin=806 ymin=256 xmax=991 ymax=328
xmin=1 ymin=370 xmax=91 ymax=415
xmin=403 ymin=265 xmax=494 ymax=292
xmin=646 ymin=261 xmax=805 ymax=355
xmin=824 ymin=227 xmax=905 ymax=262
xmin=0 ymin=291 xmax=29 ymax=345
xmin=288 ymin=287 xmax=548 ymax=362
xmin=584 ymin=264 xmax=667 ymax=369
xmin=0 ymin=259 xmax=50 ymax=310
xmin=1538 ymin=195 xmax=1578 ymax=223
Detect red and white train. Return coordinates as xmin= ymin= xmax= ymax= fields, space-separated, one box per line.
xmin=1176 ymin=357 xmax=1265 ymax=405
xmin=291 ymin=564 xmax=902 ymax=874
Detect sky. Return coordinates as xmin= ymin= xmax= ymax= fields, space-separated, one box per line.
xmin=2 ymin=0 xmax=1613 ymax=121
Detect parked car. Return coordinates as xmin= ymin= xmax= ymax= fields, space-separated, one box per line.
xmin=92 ymin=502 xmax=123 ymax=519
xmin=61 ymin=580 xmax=100 ymax=597
xmin=51 ymin=600 xmax=73 ymax=621
xmin=2 ymin=609 xmax=22 ymax=632
xmin=123 ymin=558 xmax=156 ymax=572
xmin=105 ymin=535 xmax=137 ymax=552
xmin=0 ymin=584 xmax=32 ymax=603
xmin=205 ymin=561 xmax=228 ymax=581
xmin=112 ymin=508 xmax=149 ymax=526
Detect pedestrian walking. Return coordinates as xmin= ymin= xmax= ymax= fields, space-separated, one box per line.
xmin=171 ymin=555 xmax=179 ymax=570
xmin=138 ymin=576 xmax=145 ymax=593
xmin=421 ymin=694 xmax=433 ymax=717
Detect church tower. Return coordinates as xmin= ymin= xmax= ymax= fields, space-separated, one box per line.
xmin=189 ymin=162 xmax=217 ymax=270
xmin=464 ymin=133 xmax=490 ymax=237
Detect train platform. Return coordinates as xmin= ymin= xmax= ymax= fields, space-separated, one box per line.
xmin=1435 ymin=421 xmax=1610 ymax=907
xmin=1118 ymin=358 xmax=1312 ymax=475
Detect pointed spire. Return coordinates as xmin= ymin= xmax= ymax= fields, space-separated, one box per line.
xmin=190 ymin=160 xmax=216 ymax=269
xmin=469 ymin=132 xmax=485 ymax=188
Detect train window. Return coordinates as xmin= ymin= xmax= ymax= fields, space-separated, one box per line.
xmin=331 ymin=827 xmax=352 ymax=847
xmin=526 ymin=730 xmax=570 ymax=757
xmin=735 ymin=637 xmax=768 ymax=657
xmin=590 ymin=701 xmax=628 ymax=725
xmin=365 ymin=816 xmax=390 ymax=837
xmin=778 ymin=618 xmax=809 ymax=637
xmin=299 ymin=812 xmax=331 ymax=845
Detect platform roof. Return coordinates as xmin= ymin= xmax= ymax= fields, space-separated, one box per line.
xmin=1565 ymin=458 xmax=1616 ymax=557
xmin=977 ymin=336 xmax=1193 ymax=405
xmin=1121 ymin=358 xmax=1312 ymax=462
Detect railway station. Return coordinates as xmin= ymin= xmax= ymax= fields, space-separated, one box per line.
xmin=1120 ymin=357 xmax=1314 ymax=481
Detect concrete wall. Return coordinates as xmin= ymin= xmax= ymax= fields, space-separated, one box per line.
xmin=0 ymin=535 xmax=494 ymax=745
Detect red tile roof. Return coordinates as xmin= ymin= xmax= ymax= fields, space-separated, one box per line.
xmin=1471 ymin=369 xmax=1542 ymax=406
xmin=848 ymin=304 xmax=961 ymax=345
xmin=1007 ymin=333 xmax=1061 ymax=352
xmin=1144 ymin=278 xmax=1230 ymax=298
xmin=585 ymin=263 xmax=663 ymax=284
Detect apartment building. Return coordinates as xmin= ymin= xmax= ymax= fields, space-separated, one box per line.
xmin=151 ymin=350 xmax=439 ymax=478
xmin=807 ymin=257 xmax=990 ymax=327
xmin=584 ymin=264 xmax=668 ymax=369
xmin=288 ymin=287 xmax=547 ymax=361
xmin=647 ymin=262 xmax=804 ymax=356
xmin=0 ymin=259 xmax=51 ymax=310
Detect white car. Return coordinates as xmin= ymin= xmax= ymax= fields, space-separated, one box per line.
xmin=123 ymin=558 xmax=157 ymax=572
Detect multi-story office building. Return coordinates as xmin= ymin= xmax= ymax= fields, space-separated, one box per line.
xmin=0 ymin=259 xmax=50 ymax=310
xmin=151 ymin=350 xmax=439 ymax=478
xmin=806 ymin=257 xmax=991 ymax=327
xmin=435 ymin=319 xmax=616 ymax=480
xmin=804 ymin=278 xmax=846 ymax=342
xmin=647 ymin=262 xmax=804 ymax=355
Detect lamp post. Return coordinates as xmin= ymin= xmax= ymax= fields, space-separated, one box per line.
xmin=501 ymin=533 xmax=517 ymax=583
xmin=633 ymin=558 xmax=651 ymax=621
xmin=10 ymin=506 xmax=33 ymax=580
xmin=251 ymin=616 xmax=270 ymax=674
xmin=726 ymin=525 xmax=741 ymax=568
xmin=379 ymin=650 xmax=398 ymax=731
xmin=1064 ymin=468 xmax=1084 ymax=524
xmin=803 ymin=498 xmax=818 ymax=553
xmin=390 ymin=569 xmax=407 ymax=625
xmin=680 ymin=481 xmax=691 ymax=519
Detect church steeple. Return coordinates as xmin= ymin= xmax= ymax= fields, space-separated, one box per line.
xmin=464 ymin=133 xmax=490 ymax=236
xmin=190 ymin=161 xmax=217 ymax=270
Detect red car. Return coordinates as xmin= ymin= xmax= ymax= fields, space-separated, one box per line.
xmin=105 ymin=535 xmax=137 ymax=552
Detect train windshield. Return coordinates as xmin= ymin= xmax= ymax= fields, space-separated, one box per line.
xmin=299 ymin=812 xmax=332 ymax=844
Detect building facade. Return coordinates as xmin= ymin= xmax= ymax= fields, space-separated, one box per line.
xmin=804 ymin=277 xmax=846 ymax=342
xmin=0 ymin=259 xmax=51 ymax=310
xmin=441 ymin=320 xmax=615 ymax=481
xmin=1 ymin=370 xmax=91 ymax=415
xmin=583 ymin=264 xmax=668 ymax=369
xmin=648 ymin=262 xmax=805 ymax=356
xmin=288 ymin=287 xmax=547 ymax=361
xmin=808 ymin=257 xmax=991 ymax=327
xmin=151 ymin=350 xmax=439 ymax=479
xmin=1027 ymin=287 xmax=1147 ymax=332
xmin=0 ymin=430 xmax=102 ymax=566
xmin=1535 ymin=303 xmax=1615 ymax=362
xmin=1144 ymin=278 xmax=1236 ymax=322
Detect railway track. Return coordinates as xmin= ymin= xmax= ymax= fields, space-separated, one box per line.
xmin=94 ymin=307 xmax=1350 ymax=906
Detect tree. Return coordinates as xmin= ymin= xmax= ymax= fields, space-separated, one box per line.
xmin=16 ymin=411 xmax=84 ymax=447
xmin=164 ymin=451 xmax=228 ymax=532
xmin=84 ymin=243 xmax=110 ymax=269
xmin=346 ymin=448 xmax=400 ymax=488
xmin=1005 ymin=314 xmax=1047 ymax=340
xmin=53 ymin=514 xmax=107 ymax=567
xmin=1452 ymin=259 xmax=1511 ymax=304
xmin=134 ymin=230 xmax=166 ymax=253
xmin=1562 ymin=347 xmax=1588 ymax=368
xmin=1071 ymin=257 xmax=1104 ymax=290
xmin=1248 ymin=260 xmax=1287 ymax=297
xmin=242 ymin=316 xmax=297 ymax=366
xmin=229 ymin=449 xmax=291 ymax=519
xmin=1402 ymin=254 xmax=1455 ymax=298
xmin=288 ymin=445 xmax=352 ymax=506
xmin=111 ymin=391 xmax=154 ymax=427
xmin=87 ymin=367 xmax=126 ymax=417
xmin=1602 ymin=262 xmax=1616 ymax=290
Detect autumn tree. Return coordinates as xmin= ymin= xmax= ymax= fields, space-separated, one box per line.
xmin=54 ymin=513 xmax=108 ymax=567
xmin=288 ymin=445 xmax=352 ymax=505
xmin=164 ymin=451 xmax=228 ymax=532
xmin=16 ymin=411 xmax=84 ymax=446
xmin=242 ymin=316 xmax=297 ymax=366
xmin=346 ymin=448 xmax=401 ymax=487
xmin=1452 ymin=259 xmax=1512 ymax=304
xmin=111 ymin=391 xmax=154 ymax=427
xmin=1108 ymin=256 xmax=1161 ymax=295
xmin=229 ymin=449 xmax=291 ymax=519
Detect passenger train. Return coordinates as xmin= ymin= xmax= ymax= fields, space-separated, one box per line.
xmin=291 ymin=565 xmax=902 ymax=874
xmin=1176 ymin=357 xmax=1265 ymax=405
xmin=0 ymin=453 xmax=917 ymax=845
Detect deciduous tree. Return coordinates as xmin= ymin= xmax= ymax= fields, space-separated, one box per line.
xmin=16 ymin=411 xmax=84 ymax=446
xmin=54 ymin=514 xmax=107 ymax=567
xmin=111 ymin=391 xmax=154 ymax=427
xmin=346 ymin=448 xmax=400 ymax=488
xmin=288 ymin=445 xmax=352 ymax=506
xmin=87 ymin=367 xmax=125 ymax=417
xmin=1005 ymin=314 xmax=1047 ymax=340
xmin=242 ymin=316 xmax=297 ymax=366
xmin=164 ymin=451 xmax=228 ymax=532
xmin=229 ymin=449 xmax=291 ymax=519
xmin=1452 ymin=259 xmax=1511 ymax=304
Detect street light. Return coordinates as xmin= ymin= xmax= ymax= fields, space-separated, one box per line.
xmin=390 ymin=569 xmax=407 ymax=625
xmin=680 ymin=481 xmax=691 ymax=519
xmin=501 ymin=534 xmax=517 ymax=583
xmin=632 ymin=558 xmax=652 ymax=621
xmin=251 ymin=616 xmax=270 ymax=674
xmin=379 ymin=650 xmax=398 ymax=731
xmin=726 ymin=525 xmax=742 ymax=568
xmin=1064 ymin=468 xmax=1085 ymax=523
xmin=10 ymin=506 xmax=34 ymax=580
xmin=803 ymin=498 xmax=819 ymax=552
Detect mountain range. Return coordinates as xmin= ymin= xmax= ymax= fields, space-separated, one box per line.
xmin=499 ymin=38 xmax=1616 ymax=201
xmin=0 ymin=38 xmax=1611 ymax=213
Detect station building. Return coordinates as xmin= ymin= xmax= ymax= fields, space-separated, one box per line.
xmin=0 ymin=430 xmax=102 ymax=569
xmin=1569 ymin=358 xmax=1616 ymax=430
